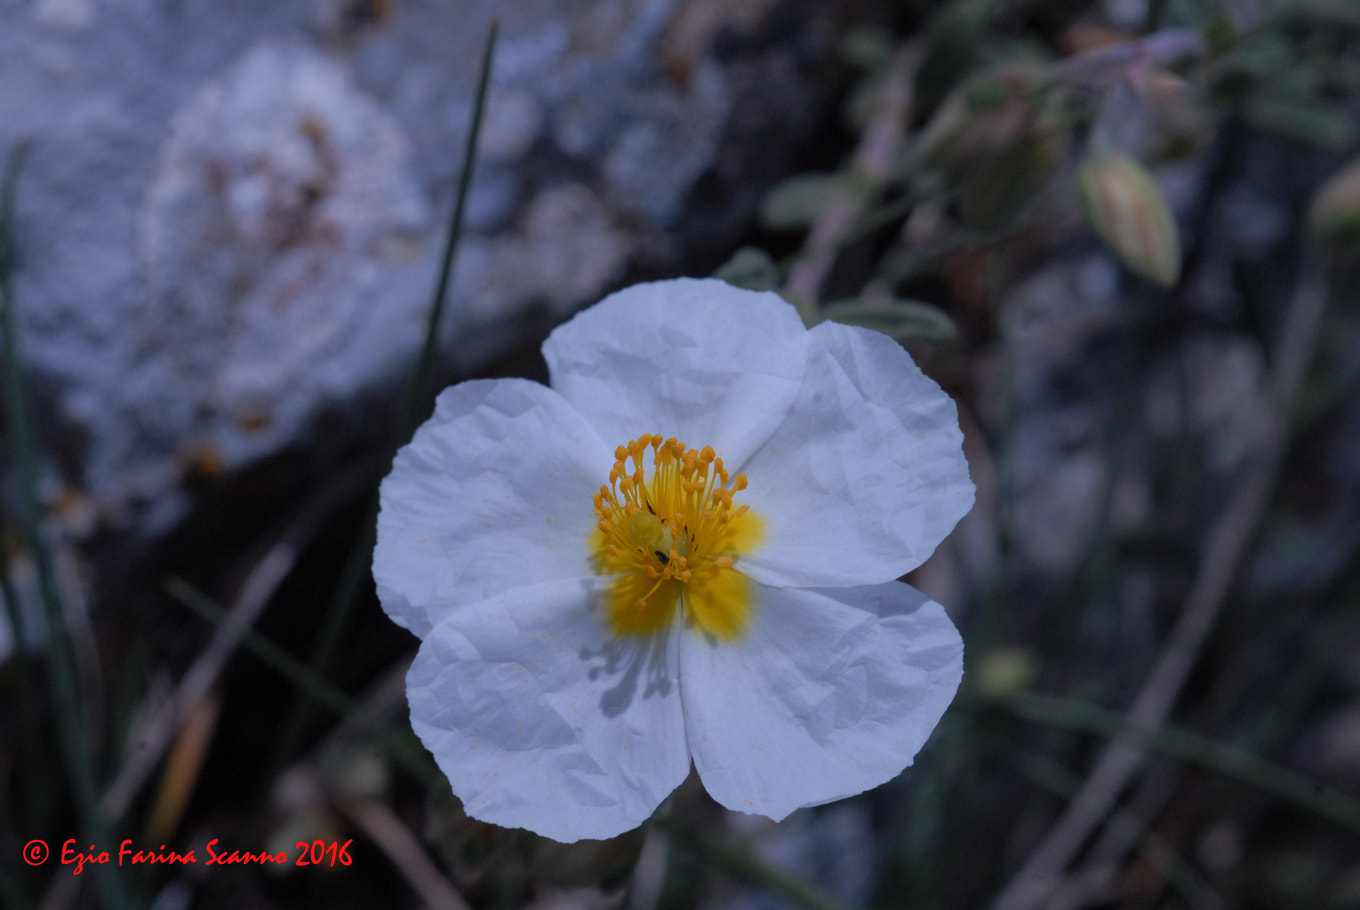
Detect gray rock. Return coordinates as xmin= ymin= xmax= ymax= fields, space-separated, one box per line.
xmin=0 ymin=0 xmax=826 ymax=535
xmin=996 ymin=255 xmax=1122 ymax=577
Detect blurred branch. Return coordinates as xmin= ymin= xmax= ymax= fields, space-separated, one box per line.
xmin=1056 ymin=758 xmax=1201 ymax=910
xmin=163 ymin=576 xmax=430 ymax=782
xmin=334 ymin=794 xmax=472 ymax=910
xmin=991 ymin=252 xmax=1334 ymax=910
xmin=1017 ymin=752 xmax=1224 ymax=910
xmin=1056 ymin=28 xmax=1205 ymax=86
xmin=99 ymin=472 xmax=359 ymax=822
xmin=782 ymin=41 xmax=923 ymax=320
xmin=991 ymin=690 xmax=1360 ymax=833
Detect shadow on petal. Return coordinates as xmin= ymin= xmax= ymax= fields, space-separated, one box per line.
xmin=580 ymin=630 xmax=675 ymax=718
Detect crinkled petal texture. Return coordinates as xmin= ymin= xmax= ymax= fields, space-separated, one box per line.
xmin=737 ymin=320 xmax=975 ymax=588
xmin=378 ymin=278 xmax=975 ymax=843
xmin=680 ymin=581 xmax=963 ymax=820
xmin=374 ymin=379 xmax=614 ymax=638
xmin=408 ymin=577 xmax=691 ymax=842
xmin=544 ymin=278 xmax=808 ymax=467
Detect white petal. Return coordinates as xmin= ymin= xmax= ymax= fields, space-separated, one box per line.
xmin=408 ymin=577 xmax=690 ymax=843
xmin=681 ymin=581 xmax=962 ymax=821
xmin=542 ymin=278 xmax=808 ymax=465
xmin=374 ymin=379 xmax=613 ymax=639
xmin=737 ymin=321 xmax=974 ymax=587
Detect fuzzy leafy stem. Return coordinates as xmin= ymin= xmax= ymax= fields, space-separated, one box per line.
xmin=781 ymin=41 xmax=924 ymax=323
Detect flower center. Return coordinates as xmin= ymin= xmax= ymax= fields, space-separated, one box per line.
xmin=590 ymin=434 xmax=763 ymax=640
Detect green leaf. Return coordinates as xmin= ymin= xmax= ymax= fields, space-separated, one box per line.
xmin=759 ymin=173 xmax=844 ymax=231
xmin=1266 ymin=0 xmax=1360 ymax=33
xmin=819 ymin=298 xmax=959 ymax=343
xmin=713 ymin=246 xmax=780 ymax=292
xmin=839 ymin=26 xmax=895 ymax=74
xmin=1244 ymin=91 xmax=1355 ymax=149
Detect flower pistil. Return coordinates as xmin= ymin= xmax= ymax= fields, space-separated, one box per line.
xmin=591 ymin=434 xmax=762 ymax=640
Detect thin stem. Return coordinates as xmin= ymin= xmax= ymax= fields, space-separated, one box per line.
xmin=99 ymin=470 xmax=364 ymax=823
xmin=400 ymin=18 xmax=500 ymax=441
xmin=164 ymin=577 xmax=432 ymax=784
xmin=781 ymin=41 xmax=923 ymax=321
xmin=1017 ymin=752 xmax=1224 ymax=910
xmin=660 ymin=818 xmax=853 ymax=910
xmin=334 ymin=795 xmax=472 ymax=910
xmin=0 ymin=540 xmax=46 ymax=836
xmin=989 ymin=690 xmax=1360 ymax=834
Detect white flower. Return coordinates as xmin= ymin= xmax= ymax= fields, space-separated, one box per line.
xmin=374 ymin=278 xmax=974 ymax=843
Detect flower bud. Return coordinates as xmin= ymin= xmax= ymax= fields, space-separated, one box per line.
xmin=974 ymin=647 xmax=1038 ymax=698
xmin=1077 ymin=148 xmax=1181 ymax=287
xmin=916 ymin=63 xmax=1070 ymax=228
xmin=1306 ymin=158 xmax=1360 ymax=252
xmin=956 ymin=126 xmax=1067 ymax=229
xmin=1134 ymin=69 xmax=1213 ymax=159
xmin=916 ymin=63 xmax=1054 ymax=174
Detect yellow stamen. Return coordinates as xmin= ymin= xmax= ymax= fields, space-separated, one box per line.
xmin=589 ymin=435 xmax=763 ymax=640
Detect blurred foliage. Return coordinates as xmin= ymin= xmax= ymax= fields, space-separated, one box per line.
xmin=5 ymin=1 xmax=1360 ymax=909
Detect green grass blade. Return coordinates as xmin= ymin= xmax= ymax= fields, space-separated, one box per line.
xmin=987 ymin=689 xmax=1360 ymax=834
xmin=400 ymin=17 xmax=500 ymax=440
xmin=2 ymin=141 xmax=132 ymax=910
xmin=164 ymin=576 xmax=434 ymax=786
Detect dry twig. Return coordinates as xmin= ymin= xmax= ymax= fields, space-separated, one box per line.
xmin=992 ymin=253 xmax=1332 ymax=910
xmin=334 ymin=795 xmax=472 ymax=910
xmin=98 ymin=470 xmax=367 ymax=824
